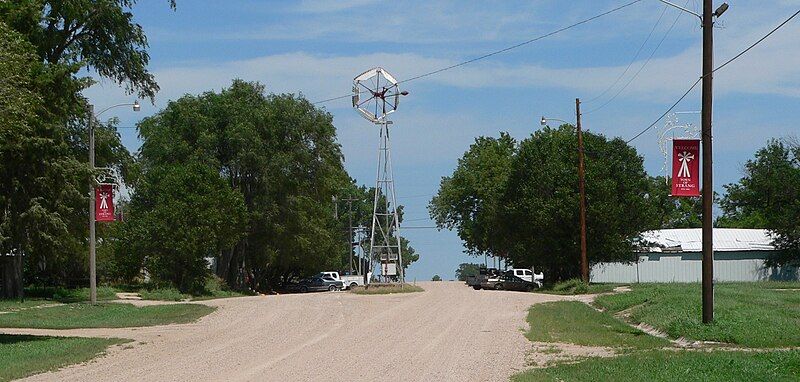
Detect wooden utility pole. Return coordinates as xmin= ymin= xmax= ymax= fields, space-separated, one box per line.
xmin=576 ymin=98 xmax=588 ymax=283
xmin=701 ymin=0 xmax=715 ymax=323
xmin=342 ymin=197 xmax=359 ymax=275
xmin=88 ymin=104 xmax=97 ymax=305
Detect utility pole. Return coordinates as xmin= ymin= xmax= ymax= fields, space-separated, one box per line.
xmin=701 ymin=0 xmax=715 ymax=324
xmin=88 ymin=105 xmax=97 ymax=305
xmin=576 ymin=98 xmax=588 ymax=283
xmin=342 ymin=196 xmax=359 ymax=275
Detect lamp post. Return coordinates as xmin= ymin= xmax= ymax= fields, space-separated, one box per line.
xmin=657 ymin=0 xmax=728 ymax=324
xmin=88 ymin=101 xmax=140 ymax=305
xmin=541 ymin=107 xmax=588 ymax=284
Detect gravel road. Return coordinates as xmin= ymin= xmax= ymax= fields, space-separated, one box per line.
xmin=5 ymin=281 xmax=577 ymax=382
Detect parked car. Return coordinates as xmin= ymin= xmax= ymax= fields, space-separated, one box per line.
xmin=480 ymin=273 xmax=536 ymax=292
xmin=288 ymin=276 xmax=343 ymax=293
xmin=318 ymin=271 xmax=372 ymax=289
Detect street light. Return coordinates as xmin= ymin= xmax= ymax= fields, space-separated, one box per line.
xmin=88 ymin=101 xmax=140 ymax=305
xmin=540 ymin=116 xmax=569 ymax=126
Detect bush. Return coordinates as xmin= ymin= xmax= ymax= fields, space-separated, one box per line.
xmin=431 ymin=275 xmax=442 ymax=281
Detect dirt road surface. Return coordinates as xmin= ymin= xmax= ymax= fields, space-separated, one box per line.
xmin=3 ymin=281 xmax=579 ymax=382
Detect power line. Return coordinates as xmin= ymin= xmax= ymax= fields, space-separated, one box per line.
xmin=584 ymin=1 xmax=685 ymax=114
xmin=626 ymin=8 xmax=800 ymax=144
xmin=399 ymin=0 xmax=644 ymax=85
xmin=312 ymin=0 xmax=644 ymax=105
xmin=585 ymin=3 xmax=669 ymax=103
xmin=625 ymin=78 xmax=700 ymax=144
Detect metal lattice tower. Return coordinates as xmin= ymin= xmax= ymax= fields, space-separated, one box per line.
xmin=352 ymin=67 xmax=405 ymax=283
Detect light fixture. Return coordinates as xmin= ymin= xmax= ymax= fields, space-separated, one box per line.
xmin=714 ymin=3 xmax=729 ymax=17
xmin=540 ymin=116 xmax=547 ymax=126
xmin=133 ymin=100 xmax=141 ymax=112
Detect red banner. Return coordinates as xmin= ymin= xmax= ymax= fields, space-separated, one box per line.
xmin=671 ymin=139 xmax=700 ymax=197
xmin=95 ymin=184 xmax=115 ymax=222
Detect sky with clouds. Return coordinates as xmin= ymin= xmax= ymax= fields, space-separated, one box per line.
xmin=87 ymin=0 xmax=800 ymax=281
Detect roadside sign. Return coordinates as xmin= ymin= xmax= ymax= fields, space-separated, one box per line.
xmin=671 ymin=139 xmax=700 ymax=197
xmin=95 ymin=184 xmax=115 ymax=222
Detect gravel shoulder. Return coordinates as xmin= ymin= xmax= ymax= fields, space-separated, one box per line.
xmin=3 ymin=282 xmax=578 ymax=382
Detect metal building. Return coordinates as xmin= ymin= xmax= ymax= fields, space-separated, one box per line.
xmin=591 ymin=228 xmax=799 ymax=283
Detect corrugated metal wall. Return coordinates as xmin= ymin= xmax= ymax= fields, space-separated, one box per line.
xmin=591 ymin=251 xmax=800 ymax=283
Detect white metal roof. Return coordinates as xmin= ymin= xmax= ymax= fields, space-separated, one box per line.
xmin=640 ymin=228 xmax=775 ymax=252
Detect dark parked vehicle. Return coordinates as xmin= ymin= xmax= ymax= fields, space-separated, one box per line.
xmin=467 ymin=266 xmax=500 ymax=290
xmin=480 ymin=272 xmax=536 ymax=292
xmin=288 ymin=276 xmax=343 ymax=293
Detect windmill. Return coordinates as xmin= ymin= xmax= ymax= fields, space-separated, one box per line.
xmin=352 ymin=67 xmax=408 ymax=283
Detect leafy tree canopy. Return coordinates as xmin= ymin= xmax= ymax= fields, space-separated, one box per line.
xmin=455 ymin=263 xmax=481 ymax=281
xmin=718 ymin=139 xmax=800 ymax=265
xmin=432 ymin=126 xmax=657 ymax=281
xmin=429 ymin=133 xmax=516 ymax=257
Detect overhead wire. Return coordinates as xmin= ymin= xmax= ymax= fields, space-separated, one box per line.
xmin=584 ymin=3 xmax=669 ymax=104
xmin=312 ymin=0 xmax=645 ymax=105
xmin=625 ymin=7 xmax=800 ymax=144
xmin=584 ymin=1 xmax=686 ymax=114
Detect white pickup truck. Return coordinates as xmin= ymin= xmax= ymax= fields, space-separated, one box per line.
xmin=508 ymin=268 xmax=544 ymax=288
xmin=319 ymin=271 xmax=371 ymax=290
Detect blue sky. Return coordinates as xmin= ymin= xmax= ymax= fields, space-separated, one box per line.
xmin=86 ymin=0 xmax=800 ymax=281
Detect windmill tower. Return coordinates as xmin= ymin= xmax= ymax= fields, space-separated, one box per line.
xmin=352 ymin=67 xmax=407 ymax=283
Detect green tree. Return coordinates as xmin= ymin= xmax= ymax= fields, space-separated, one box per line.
xmin=455 ymin=263 xmax=481 ymax=281
xmin=121 ymin=162 xmax=246 ymax=293
xmin=128 ymin=80 xmax=349 ymax=291
xmin=431 ymin=275 xmax=441 ymax=281
xmin=717 ymin=139 xmax=800 ymax=265
xmin=646 ymin=176 xmax=702 ymax=229
xmin=499 ymin=126 xmax=654 ymax=281
xmin=429 ymin=133 xmax=516 ymax=258
xmin=0 ymin=0 xmax=174 ymax=101
xmin=0 ymin=0 xmax=169 ymax=295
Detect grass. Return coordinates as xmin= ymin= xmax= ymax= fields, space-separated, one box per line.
xmin=537 ymin=279 xmax=618 ymax=295
xmin=595 ymin=282 xmax=800 ymax=348
xmin=513 ymin=349 xmax=800 ymax=382
xmin=515 ymin=283 xmax=800 ymax=381
xmin=524 ymin=301 xmax=669 ymax=350
xmin=350 ymin=284 xmax=424 ymax=295
xmin=0 ymin=334 xmax=127 ymax=381
xmin=0 ymin=299 xmax=56 ymax=313
xmin=0 ymin=303 xmax=214 ymax=329
xmin=24 ymin=286 xmax=120 ymax=303
xmin=0 ymin=286 xmax=122 ymax=313
xmin=138 ymin=276 xmax=250 ymax=301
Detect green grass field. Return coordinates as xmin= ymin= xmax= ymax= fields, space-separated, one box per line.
xmin=524 ymin=301 xmax=668 ymax=350
xmin=0 ymin=303 xmax=214 ymax=329
xmin=513 ymin=349 xmax=800 ymax=382
xmin=595 ymin=283 xmax=800 ymax=347
xmin=350 ymin=284 xmax=424 ymax=295
xmin=0 ymin=334 xmax=127 ymax=381
xmin=514 ymin=283 xmax=800 ymax=381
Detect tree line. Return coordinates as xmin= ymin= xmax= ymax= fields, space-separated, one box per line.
xmin=430 ymin=127 xmax=799 ymax=282
xmin=0 ymin=1 xmax=418 ymax=297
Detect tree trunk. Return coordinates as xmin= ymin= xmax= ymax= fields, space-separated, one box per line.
xmin=1 ymin=255 xmax=23 ymax=299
